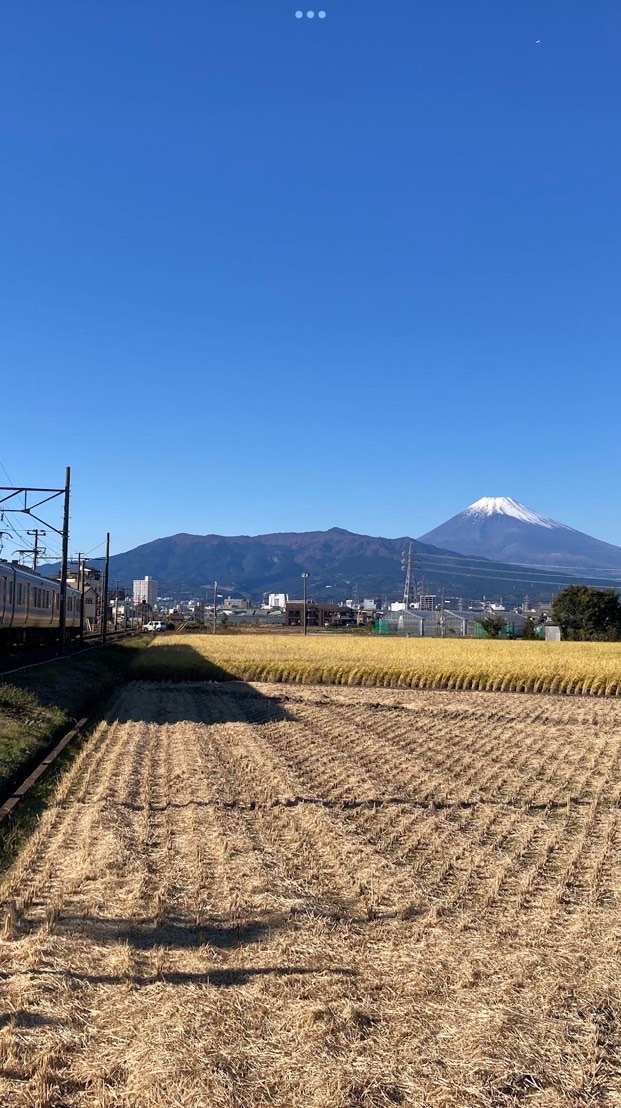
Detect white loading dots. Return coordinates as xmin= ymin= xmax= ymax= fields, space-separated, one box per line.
xmin=295 ymin=11 xmax=327 ymax=18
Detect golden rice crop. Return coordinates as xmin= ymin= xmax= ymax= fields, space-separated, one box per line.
xmin=134 ymin=633 xmax=621 ymax=695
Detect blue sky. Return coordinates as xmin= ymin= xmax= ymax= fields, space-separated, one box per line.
xmin=2 ymin=0 xmax=620 ymax=562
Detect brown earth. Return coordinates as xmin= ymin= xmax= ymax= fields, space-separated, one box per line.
xmin=1 ymin=681 xmax=621 ymax=1107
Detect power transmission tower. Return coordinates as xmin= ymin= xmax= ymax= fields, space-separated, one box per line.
xmin=401 ymin=543 xmax=415 ymax=608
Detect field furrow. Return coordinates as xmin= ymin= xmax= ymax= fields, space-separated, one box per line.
xmin=1 ymin=680 xmax=621 ymax=1107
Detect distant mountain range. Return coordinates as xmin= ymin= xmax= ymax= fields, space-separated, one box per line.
xmin=40 ymin=510 xmax=621 ymax=604
xmin=420 ymin=497 xmax=621 ymax=575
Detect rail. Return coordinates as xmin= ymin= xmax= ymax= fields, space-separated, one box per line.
xmin=0 ymin=630 xmax=141 ymax=678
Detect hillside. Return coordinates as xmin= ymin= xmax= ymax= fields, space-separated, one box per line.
xmin=43 ymin=526 xmax=621 ymax=604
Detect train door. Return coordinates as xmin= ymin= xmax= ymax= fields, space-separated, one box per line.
xmin=8 ymin=574 xmax=15 ymax=627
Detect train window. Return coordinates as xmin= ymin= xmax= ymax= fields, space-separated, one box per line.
xmin=8 ymin=581 xmax=13 ymax=604
xmin=17 ymin=584 xmax=23 ymax=605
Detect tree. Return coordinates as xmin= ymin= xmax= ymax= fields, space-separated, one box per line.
xmin=522 ymin=616 xmax=538 ymax=640
xmin=551 ymin=586 xmax=621 ymax=641
xmin=477 ymin=614 xmax=506 ymax=638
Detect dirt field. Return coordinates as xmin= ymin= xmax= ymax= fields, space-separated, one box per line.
xmin=1 ymin=681 xmax=621 ymax=1107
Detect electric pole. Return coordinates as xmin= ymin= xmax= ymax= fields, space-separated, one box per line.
xmin=74 ymin=553 xmax=85 ymax=644
xmin=26 ymin=529 xmax=46 ymax=572
xmin=302 ymin=572 xmax=309 ymax=635
xmin=59 ymin=467 xmax=71 ymax=654
xmin=101 ymin=532 xmax=110 ymax=643
xmin=213 ymin=580 xmax=218 ymax=634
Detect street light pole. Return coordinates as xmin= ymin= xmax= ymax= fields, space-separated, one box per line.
xmin=302 ymin=572 xmax=309 ymax=636
xmin=213 ymin=580 xmax=218 ymax=635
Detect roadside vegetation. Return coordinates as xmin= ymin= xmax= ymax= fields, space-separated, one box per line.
xmin=552 ymin=585 xmax=621 ymax=640
xmin=0 ymin=638 xmax=147 ymax=802
xmin=135 ymin=633 xmax=621 ymax=695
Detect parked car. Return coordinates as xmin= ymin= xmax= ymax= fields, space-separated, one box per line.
xmin=143 ymin=620 xmax=167 ymax=632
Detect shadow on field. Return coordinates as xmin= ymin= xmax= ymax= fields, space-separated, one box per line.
xmin=22 ymin=964 xmax=355 ymax=989
xmin=0 ymin=1009 xmax=63 ymax=1029
xmin=55 ymin=913 xmax=287 ymax=951
xmin=117 ymin=641 xmax=292 ymax=726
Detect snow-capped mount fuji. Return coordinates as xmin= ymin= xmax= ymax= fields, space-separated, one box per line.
xmin=464 ymin=497 xmax=559 ymax=528
xmin=418 ymin=497 xmax=621 ymax=575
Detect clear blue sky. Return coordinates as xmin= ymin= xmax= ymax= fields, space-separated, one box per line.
xmin=2 ymin=0 xmax=620 ymax=562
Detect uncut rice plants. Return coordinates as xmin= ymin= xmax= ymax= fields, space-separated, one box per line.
xmin=134 ymin=634 xmax=621 ymax=696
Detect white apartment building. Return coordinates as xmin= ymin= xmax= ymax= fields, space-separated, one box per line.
xmin=268 ymin=593 xmax=288 ymax=609
xmin=133 ymin=576 xmax=158 ymax=607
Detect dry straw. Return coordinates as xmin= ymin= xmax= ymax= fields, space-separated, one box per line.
xmin=1 ymin=681 xmax=621 ymax=1105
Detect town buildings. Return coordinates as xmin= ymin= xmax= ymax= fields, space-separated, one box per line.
xmin=133 ymin=576 xmax=158 ymax=607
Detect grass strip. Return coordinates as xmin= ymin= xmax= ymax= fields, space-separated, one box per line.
xmin=0 ymin=638 xmax=147 ymax=803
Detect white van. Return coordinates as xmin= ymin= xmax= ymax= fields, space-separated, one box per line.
xmin=144 ymin=620 xmax=167 ymax=632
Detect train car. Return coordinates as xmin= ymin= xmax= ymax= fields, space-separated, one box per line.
xmin=0 ymin=560 xmax=82 ymax=646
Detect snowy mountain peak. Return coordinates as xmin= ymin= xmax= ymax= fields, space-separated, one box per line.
xmin=465 ymin=497 xmax=559 ymax=529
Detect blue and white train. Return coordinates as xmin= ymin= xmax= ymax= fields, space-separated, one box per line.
xmin=0 ymin=560 xmax=82 ymax=646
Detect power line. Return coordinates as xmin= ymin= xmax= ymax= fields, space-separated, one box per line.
xmin=412 ymin=549 xmax=621 ymax=586
xmin=416 ymin=546 xmax=621 ymax=579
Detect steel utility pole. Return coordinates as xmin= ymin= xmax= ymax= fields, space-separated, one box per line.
xmin=213 ymin=580 xmax=218 ymax=635
xmin=26 ymin=529 xmax=46 ymax=572
xmin=59 ymin=467 xmax=71 ymax=654
xmin=302 ymin=572 xmax=309 ymax=636
xmin=101 ymin=532 xmax=110 ymax=643
xmin=75 ymin=553 xmax=85 ymax=644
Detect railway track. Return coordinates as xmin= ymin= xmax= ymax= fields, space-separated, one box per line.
xmin=0 ymin=630 xmax=141 ymax=677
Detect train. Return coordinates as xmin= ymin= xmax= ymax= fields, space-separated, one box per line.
xmin=0 ymin=560 xmax=82 ymax=646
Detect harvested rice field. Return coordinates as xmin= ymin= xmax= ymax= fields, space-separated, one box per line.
xmin=2 ymin=680 xmax=621 ymax=1106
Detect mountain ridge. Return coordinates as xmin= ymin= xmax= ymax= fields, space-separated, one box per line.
xmin=40 ymin=521 xmax=621 ymax=604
